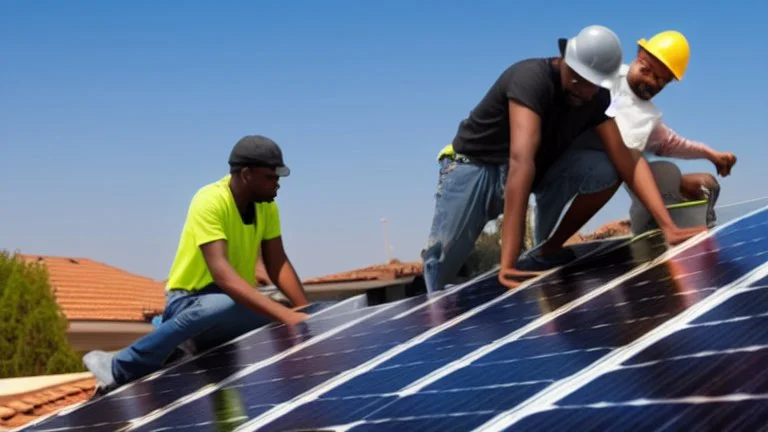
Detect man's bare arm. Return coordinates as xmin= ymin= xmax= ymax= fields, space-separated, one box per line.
xmin=500 ymin=100 xmax=542 ymax=276
xmin=261 ymin=236 xmax=310 ymax=309
xmin=595 ymin=119 xmax=705 ymax=244
xmin=200 ymin=240 xmax=308 ymax=325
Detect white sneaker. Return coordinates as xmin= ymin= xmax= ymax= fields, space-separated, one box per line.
xmin=83 ymin=351 xmax=118 ymax=395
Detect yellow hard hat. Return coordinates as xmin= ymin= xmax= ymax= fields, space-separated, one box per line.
xmin=637 ymin=31 xmax=690 ymax=80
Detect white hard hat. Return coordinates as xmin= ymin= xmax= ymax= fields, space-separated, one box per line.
xmin=558 ymin=25 xmax=623 ymax=89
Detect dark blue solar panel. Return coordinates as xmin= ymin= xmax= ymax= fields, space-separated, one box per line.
xmin=690 ymin=286 xmax=768 ymax=324
xmin=131 ymin=273 xmax=509 ymax=430
xmin=510 ymin=400 xmax=768 ymax=431
xmin=347 ymin=414 xmax=497 ymax=432
xmin=21 ymin=207 xmax=768 ymax=432
xmin=496 ymin=208 xmax=768 ymax=431
xmin=253 ymin=236 xmax=660 ymax=430
xmin=21 ymin=298 xmax=368 ymax=431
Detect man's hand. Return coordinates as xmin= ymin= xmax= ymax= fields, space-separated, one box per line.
xmin=201 ymin=240 xmax=305 ymax=324
xmin=282 ymin=310 xmax=310 ymax=326
xmin=498 ymin=267 xmax=542 ymax=290
xmin=661 ymin=224 xmax=707 ymax=246
xmin=709 ymin=151 xmax=737 ymax=177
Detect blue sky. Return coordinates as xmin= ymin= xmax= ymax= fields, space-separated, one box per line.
xmin=2 ymin=0 xmax=766 ymax=280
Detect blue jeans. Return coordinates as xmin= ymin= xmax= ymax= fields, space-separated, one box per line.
xmin=111 ymin=285 xmax=271 ymax=384
xmin=422 ymin=148 xmax=619 ymax=293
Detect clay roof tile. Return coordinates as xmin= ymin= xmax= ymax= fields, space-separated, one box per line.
xmin=17 ymin=254 xmax=165 ymax=322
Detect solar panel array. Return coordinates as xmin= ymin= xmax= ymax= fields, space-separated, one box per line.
xmin=17 ymin=204 xmax=768 ymax=432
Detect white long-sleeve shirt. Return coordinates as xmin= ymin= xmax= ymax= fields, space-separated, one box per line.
xmin=607 ymin=65 xmax=711 ymax=160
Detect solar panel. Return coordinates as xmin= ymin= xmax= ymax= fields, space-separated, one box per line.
xmin=15 ymin=205 xmax=768 ymax=432
xmin=19 ymin=298 xmax=372 ymax=431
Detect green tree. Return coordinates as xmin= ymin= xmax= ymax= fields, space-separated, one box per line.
xmin=0 ymin=250 xmax=83 ymax=378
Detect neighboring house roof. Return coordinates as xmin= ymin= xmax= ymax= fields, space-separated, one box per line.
xmin=18 ymin=255 xmax=165 ymax=322
xmin=0 ymin=375 xmax=96 ymax=429
xmin=303 ymin=259 xmax=423 ymax=284
xmin=256 ymin=257 xmax=423 ymax=287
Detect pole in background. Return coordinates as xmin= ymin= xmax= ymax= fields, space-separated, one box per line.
xmin=380 ymin=217 xmax=393 ymax=262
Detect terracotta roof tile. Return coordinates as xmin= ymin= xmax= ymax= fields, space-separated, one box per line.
xmin=0 ymin=406 xmax=14 ymax=420
xmin=303 ymin=259 xmax=423 ymax=285
xmin=18 ymin=254 xmax=165 ymax=322
xmin=0 ymin=378 xmax=96 ymax=429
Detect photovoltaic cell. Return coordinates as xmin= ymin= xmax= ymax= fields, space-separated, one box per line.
xmin=490 ymin=208 xmax=768 ymax=431
xmin=18 ymin=206 xmax=768 ymax=432
xmin=130 ymin=274 xmax=508 ymax=431
xmin=309 ymin=208 xmax=768 ymax=432
xmin=21 ymin=298 xmax=369 ymax=431
xmin=251 ymin=234 xmax=663 ymax=430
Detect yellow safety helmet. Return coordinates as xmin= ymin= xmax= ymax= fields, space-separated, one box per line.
xmin=637 ymin=30 xmax=690 ymax=80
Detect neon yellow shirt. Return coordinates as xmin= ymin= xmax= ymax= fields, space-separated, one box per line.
xmin=165 ymin=175 xmax=281 ymax=291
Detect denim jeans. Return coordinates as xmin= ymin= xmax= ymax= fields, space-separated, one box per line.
xmin=422 ymin=148 xmax=619 ymax=293
xmin=111 ymin=285 xmax=271 ymax=385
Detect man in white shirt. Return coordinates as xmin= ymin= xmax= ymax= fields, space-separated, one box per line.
xmin=520 ymin=30 xmax=736 ymax=270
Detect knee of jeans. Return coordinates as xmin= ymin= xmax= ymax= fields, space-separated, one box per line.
xmin=422 ymin=237 xmax=444 ymax=265
xmin=580 ymin=158 xmax=620 ymax=194
xmin=173 ymin=295 xmax=236 ymax=331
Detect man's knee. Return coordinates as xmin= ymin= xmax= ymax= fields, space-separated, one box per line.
xmin=577 ymin=150 xmax=620 ymax=194
xmin=544 ymin=149 xmax=620 ymax=196
xmin=681 ymin=172 xmax=719 ymax=201
xmin=172 ymin=290 xmax=239 ymax=332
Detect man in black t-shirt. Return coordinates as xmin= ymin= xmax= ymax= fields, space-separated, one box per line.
xmin=422 ymin=25 xmax=706 ymax=292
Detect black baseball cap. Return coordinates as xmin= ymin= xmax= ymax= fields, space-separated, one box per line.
xmin=228 ymin=135 xmax=290 ymax=177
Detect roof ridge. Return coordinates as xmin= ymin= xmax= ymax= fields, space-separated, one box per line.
xmin=18 ymin=253 xmax=163 ymax=283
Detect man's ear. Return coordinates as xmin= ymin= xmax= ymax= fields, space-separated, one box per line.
xmin=239 ymin=166 xmax=251 ymax=182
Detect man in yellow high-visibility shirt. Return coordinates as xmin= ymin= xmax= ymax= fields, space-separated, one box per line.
xmin=83 ymin=135 xmax=311 ymax=395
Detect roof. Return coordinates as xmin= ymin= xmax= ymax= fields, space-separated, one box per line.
xmin=303 ymin=259 xmax=422 ymax=285
xmin=255 ymin=254 xmax=422 ymax=287
xmin=18 ymin=254 xmax=165 ymax=322
xmin=0 ymin=376 xmax=96 ymax=429
xmin=257 ymin=219 xmax=631 ymax=287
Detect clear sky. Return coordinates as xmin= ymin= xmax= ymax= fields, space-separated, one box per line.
xmin=2 ymin=0 xmax=766 ymax=281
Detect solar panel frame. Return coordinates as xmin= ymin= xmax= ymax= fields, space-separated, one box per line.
xmin=122 ymin=238 xmax=629 ymax=431
xmin=475 ymin=205 xmax=768 ymax=431
xmin=225 ymin=238 xmax=688 ymax=430
xmin=248 ymin=205 xmax=768 ymax=432
xmin=16 ymin=295 xmax=391 ymax=431
xmin=16 ymin=204 xmax=767 ymax=432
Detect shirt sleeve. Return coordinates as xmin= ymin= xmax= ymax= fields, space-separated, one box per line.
xmin=504 ymin=62 xmax=552 ymax=117
xmin=186 ymin=189 xmax=228 ymax=246
xmin=645 ymin=122 xmax=711 ymax=159
xmin=263 ymin=202 xmax=282 ymax=241
xmin=585 ymin=89 xmax=612 ymax=129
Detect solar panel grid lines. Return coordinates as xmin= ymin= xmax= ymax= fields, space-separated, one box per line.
xmin=392 ymin=230 xmax=703 ymax=398
xmin=140 ymin=298 xmax=368 ymax=382
xmin=125 ymin=284 xmax=509 ymax=431
xmin=269 ymin=206 xmax=768 ymax=432
xmin=229 ymin=237 xmax=641 ymax=431
xmin=474 ymin=214 xmax=768 ymax=431
xmin=10 ymin=299 xmax=368 ymax=432
xmin=516 ymin=274 xmax=768 ymax=431
xmin=18 ymin=296 xmax=406 ymax=432
xmin=232 ymin=238 xmax=670 ymax=430
xmin=115 ymin=285 xmax=482 ymax=432
xmin=121 ymin=239 xmax=627 ymax=432
xmin=17 ymin=204 xmax=767 ymax=432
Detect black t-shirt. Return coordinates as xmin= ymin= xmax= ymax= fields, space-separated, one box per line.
xmin=452 ymin=58 xmax=611 ymax=188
